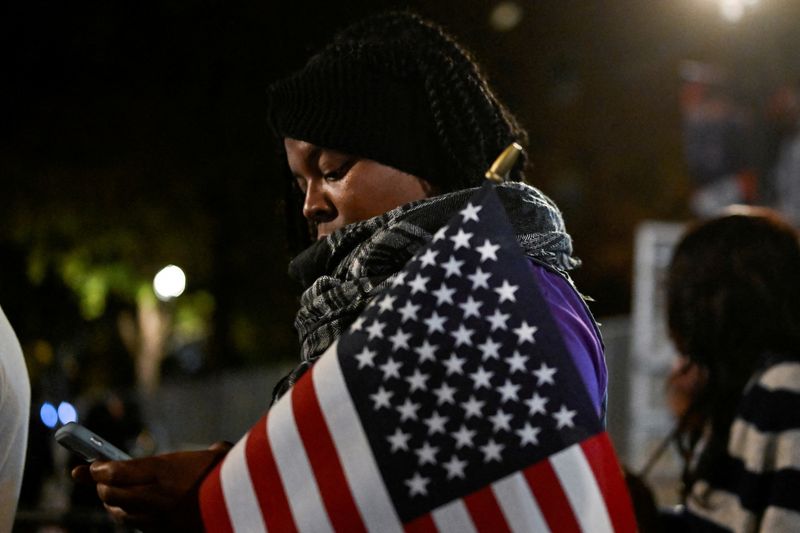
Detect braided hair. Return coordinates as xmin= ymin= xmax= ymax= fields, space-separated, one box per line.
xmin=268 ymin=11 xmax=528 ymax=192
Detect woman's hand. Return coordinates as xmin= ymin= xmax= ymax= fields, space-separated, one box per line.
xmin=72 ymin=441 xmax=232 ymax=531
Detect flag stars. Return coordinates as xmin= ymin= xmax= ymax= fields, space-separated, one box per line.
xmin=443 ymin=354 xmax=467 ymax=375
xmin=489 ymin=409 xmax=513 ymax=432
xmin=461 ymin=395 xmax=485 ymax=419
xmin=405 ymin=472 xmax=430 ymax=497
xmin=408 ymin=274 xmax=430 ymax=295
xmin=497 ymin=379 xmax=521 ymax=403
xmin=433 ymin=382 xmax=457 ymax=405
xmin=424 ymin=411 xmax=449 ymax=435
xmin=460 ymin=202 xmax=482 ymax=223
xmin=553 ymin=405 xmax=577 ymax=429
xmin=366 ymin=320 xmax=386 ymax=340
xmin=432 ymin=283 xmax=456 ymax=306
xmin=533 ymin=362 xmax=557 ymax=386
xmin=516 ymin=423 xmax=541 ymax=446
xmin=423 ymin=311 xmax=447 ymax=334
xmin=513 ymin=321 xmax=538 ymax=344
xmin=477 ymin=337 xmax=502 ymax=361
xmin=469 ymin=366 xmax=494 ymax=389
xmin=450 ymin=228 xmax=473 ymax=250
xmin=377 ymin=294 xmax=396 ymax=313
xmin=414 ymin=340 xmax=438 ymax=363
xmin=475 ymin=239 xmax=500 ymax=262
xmin=391 ymin=271 xmax=407 ymax=287
xmin=419 ymin=248 xmax=439 ymax=268
xmin=479 ymin=439 xmax=505 ymax=463
xmin=388 ymin=328 xmax=412 ymax=351
xmin=486 ymin=309 xmax=510 ymax=331
xmin=452 ymin=424 xmax=477 ymax=449
xmin=467 ymin=267 xmax=492 ymax=290
xmin=433 ymin=225 xmax=448 ymax=242
xmin=441 ymin=256 xmax=464 ymax=278
xmin=506 ymin=350 xmax=529 ymax=373
xmin=351 ymin=316 xmax=366 ymax=332
xmin=414 ymin=442 xmax=439 ymax=466
xmin=451 ymin=324 xmax=475 ymax=347
xmin=458 ymin=296 xmax=483 ymax=319
xmin=494 ymin=280 xmax=519 ymax=303
xmin=397 ymin=398 xmax=421 ymax=422
xmin=443 ymin=455 xmax=468 ymax=480
xmin=355 ymin=347 xmax=377 ymax=369
xmin=387 ymin=428 xmax=411 ymax=452
xmin=398 ymin=300 xmax=420 ymax=323
xmin=369 ymin=387 xmax=393 ymax=410
xmin=379 ymin=357 xmax=402 ymax=380
xmin=524 ymin=392 xmax=549 ymax=416
xmin=405 ymin=369 xmax=429 ymax=392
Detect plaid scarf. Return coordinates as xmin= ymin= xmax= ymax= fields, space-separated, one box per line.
xmin=273 ymin=182 xmax=578 ymax=400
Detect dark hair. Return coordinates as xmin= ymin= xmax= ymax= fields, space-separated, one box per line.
xmin=268 ymin=11 xmax=528 ymax=193
xmin=666 ymin=207 xmax=800 ymax=496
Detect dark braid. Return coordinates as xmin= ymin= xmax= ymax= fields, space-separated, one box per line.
xmin=270 ymin=11 xmax=528 ymax=192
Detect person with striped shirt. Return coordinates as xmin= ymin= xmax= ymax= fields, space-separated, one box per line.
xmin=663 ymin=208 xmax=800 ymax=532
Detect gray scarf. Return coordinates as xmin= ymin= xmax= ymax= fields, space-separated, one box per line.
xmin=273 ymin=182 xmax=578 ymax=400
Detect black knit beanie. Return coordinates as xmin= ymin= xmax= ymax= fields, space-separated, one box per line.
xmin=268 ymin=12 xmax=527 ymax=192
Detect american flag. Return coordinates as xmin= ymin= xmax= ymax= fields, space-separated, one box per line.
xmin=199 ymin=184 xmax=636 ymax=532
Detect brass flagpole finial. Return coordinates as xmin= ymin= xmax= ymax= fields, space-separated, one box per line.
xmin=484 ymin=142 xmax=523 ymax=183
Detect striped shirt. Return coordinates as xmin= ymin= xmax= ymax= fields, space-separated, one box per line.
xmin=684 ymin=355 xmax=800 ymax=532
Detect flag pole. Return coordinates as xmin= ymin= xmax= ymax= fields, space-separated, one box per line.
xmin=485 ymin=142 xmax=524 ymax=183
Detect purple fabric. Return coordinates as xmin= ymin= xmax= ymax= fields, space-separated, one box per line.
xmin=526 ymin=259 xmax=607 ymax=417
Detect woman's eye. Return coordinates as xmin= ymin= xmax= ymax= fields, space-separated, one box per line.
xmin=322 ymin=159 xmax=354 ymax=181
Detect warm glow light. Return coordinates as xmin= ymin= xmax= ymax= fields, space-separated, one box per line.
xmin=720 ymin=0 xmax=745 ymax=22
xmin=153 ymin=264 xmax=187 ymax=301
xmin=489 ymin=1 xmax=523 ymax=32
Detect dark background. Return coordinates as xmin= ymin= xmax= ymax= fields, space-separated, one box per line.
xmin=4 ymin=0 xmax=800 ymax=383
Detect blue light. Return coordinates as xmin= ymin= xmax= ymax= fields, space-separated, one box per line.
xmin=57 ymin=402 xmax=78 ymax=424
xmin=40 ymin=402 xmax=58 ymax=428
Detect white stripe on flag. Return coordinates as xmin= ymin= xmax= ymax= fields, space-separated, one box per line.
xmin=432 ymin=499 xmax=478 ymax=533
xmin=492 ymin=472 xmax=551 ymax=533
xmin=220 ymin=436 xmax=266 ymax=533
xmin=313 ymin=342 xmax=403 ymax=533
xmin=267 ymin=390 xmax=334 ymax=533
xmin=550 ymin=443 xmax=614 ymax=533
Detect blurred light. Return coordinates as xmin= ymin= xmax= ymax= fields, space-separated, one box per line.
xmin=720 ymin=0 xmax=745 ymax=22
xmin=58 ymin=401 xmax=78 ymax=424
xmin=489 ymin=1 xmax=523 ymax=32
xmin=153 ymin=264 xmax=187 ymax=301
xmin=40 ymin=402 xmax=58 ymax=428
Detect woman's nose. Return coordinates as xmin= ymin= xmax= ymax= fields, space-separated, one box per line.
xmin=302 ymin=180 xmax=336 ymax=222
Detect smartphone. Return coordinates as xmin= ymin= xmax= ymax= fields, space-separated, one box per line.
xmin=55 ymin=422 xmax=132 ymax=462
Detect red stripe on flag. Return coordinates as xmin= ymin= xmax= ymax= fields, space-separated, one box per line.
xmin=291 ymin=372 xmax=367 ymax=533
xmin=199 ymin=462 xmax=234 ymax=533
xmin=581 ymin=433 xmax=638 ymax=533
xmin=464 ymin=485 xmax=511 ymax=533
xmin=246 ymin=414 xmax=298 ymax=532
xmin=524 ymin=458 xmax=582 ymax=533
xmin=403 ymin=512 xmax=438 ymax=533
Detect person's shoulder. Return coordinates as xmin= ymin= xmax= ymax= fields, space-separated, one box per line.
xmin=756 ymin=356 xmax=800 ymax=394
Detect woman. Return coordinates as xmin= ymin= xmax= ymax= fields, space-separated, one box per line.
xmin=74 ymin=12 xmax=607 ymax=529
xmin=665 ymin=207 xmax=800 ymax=531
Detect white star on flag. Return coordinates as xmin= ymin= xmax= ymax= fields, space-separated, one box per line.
xmin=459 ymin=202 xmax=482 ymax=222
xmin=475 ymin=239 xmax=500 ymax=262
xmin=494 ymin=279 xmax=519 ymax=302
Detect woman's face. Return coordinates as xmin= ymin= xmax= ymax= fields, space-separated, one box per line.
xmin=285 ymin=138 xmax=434 ymax=240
